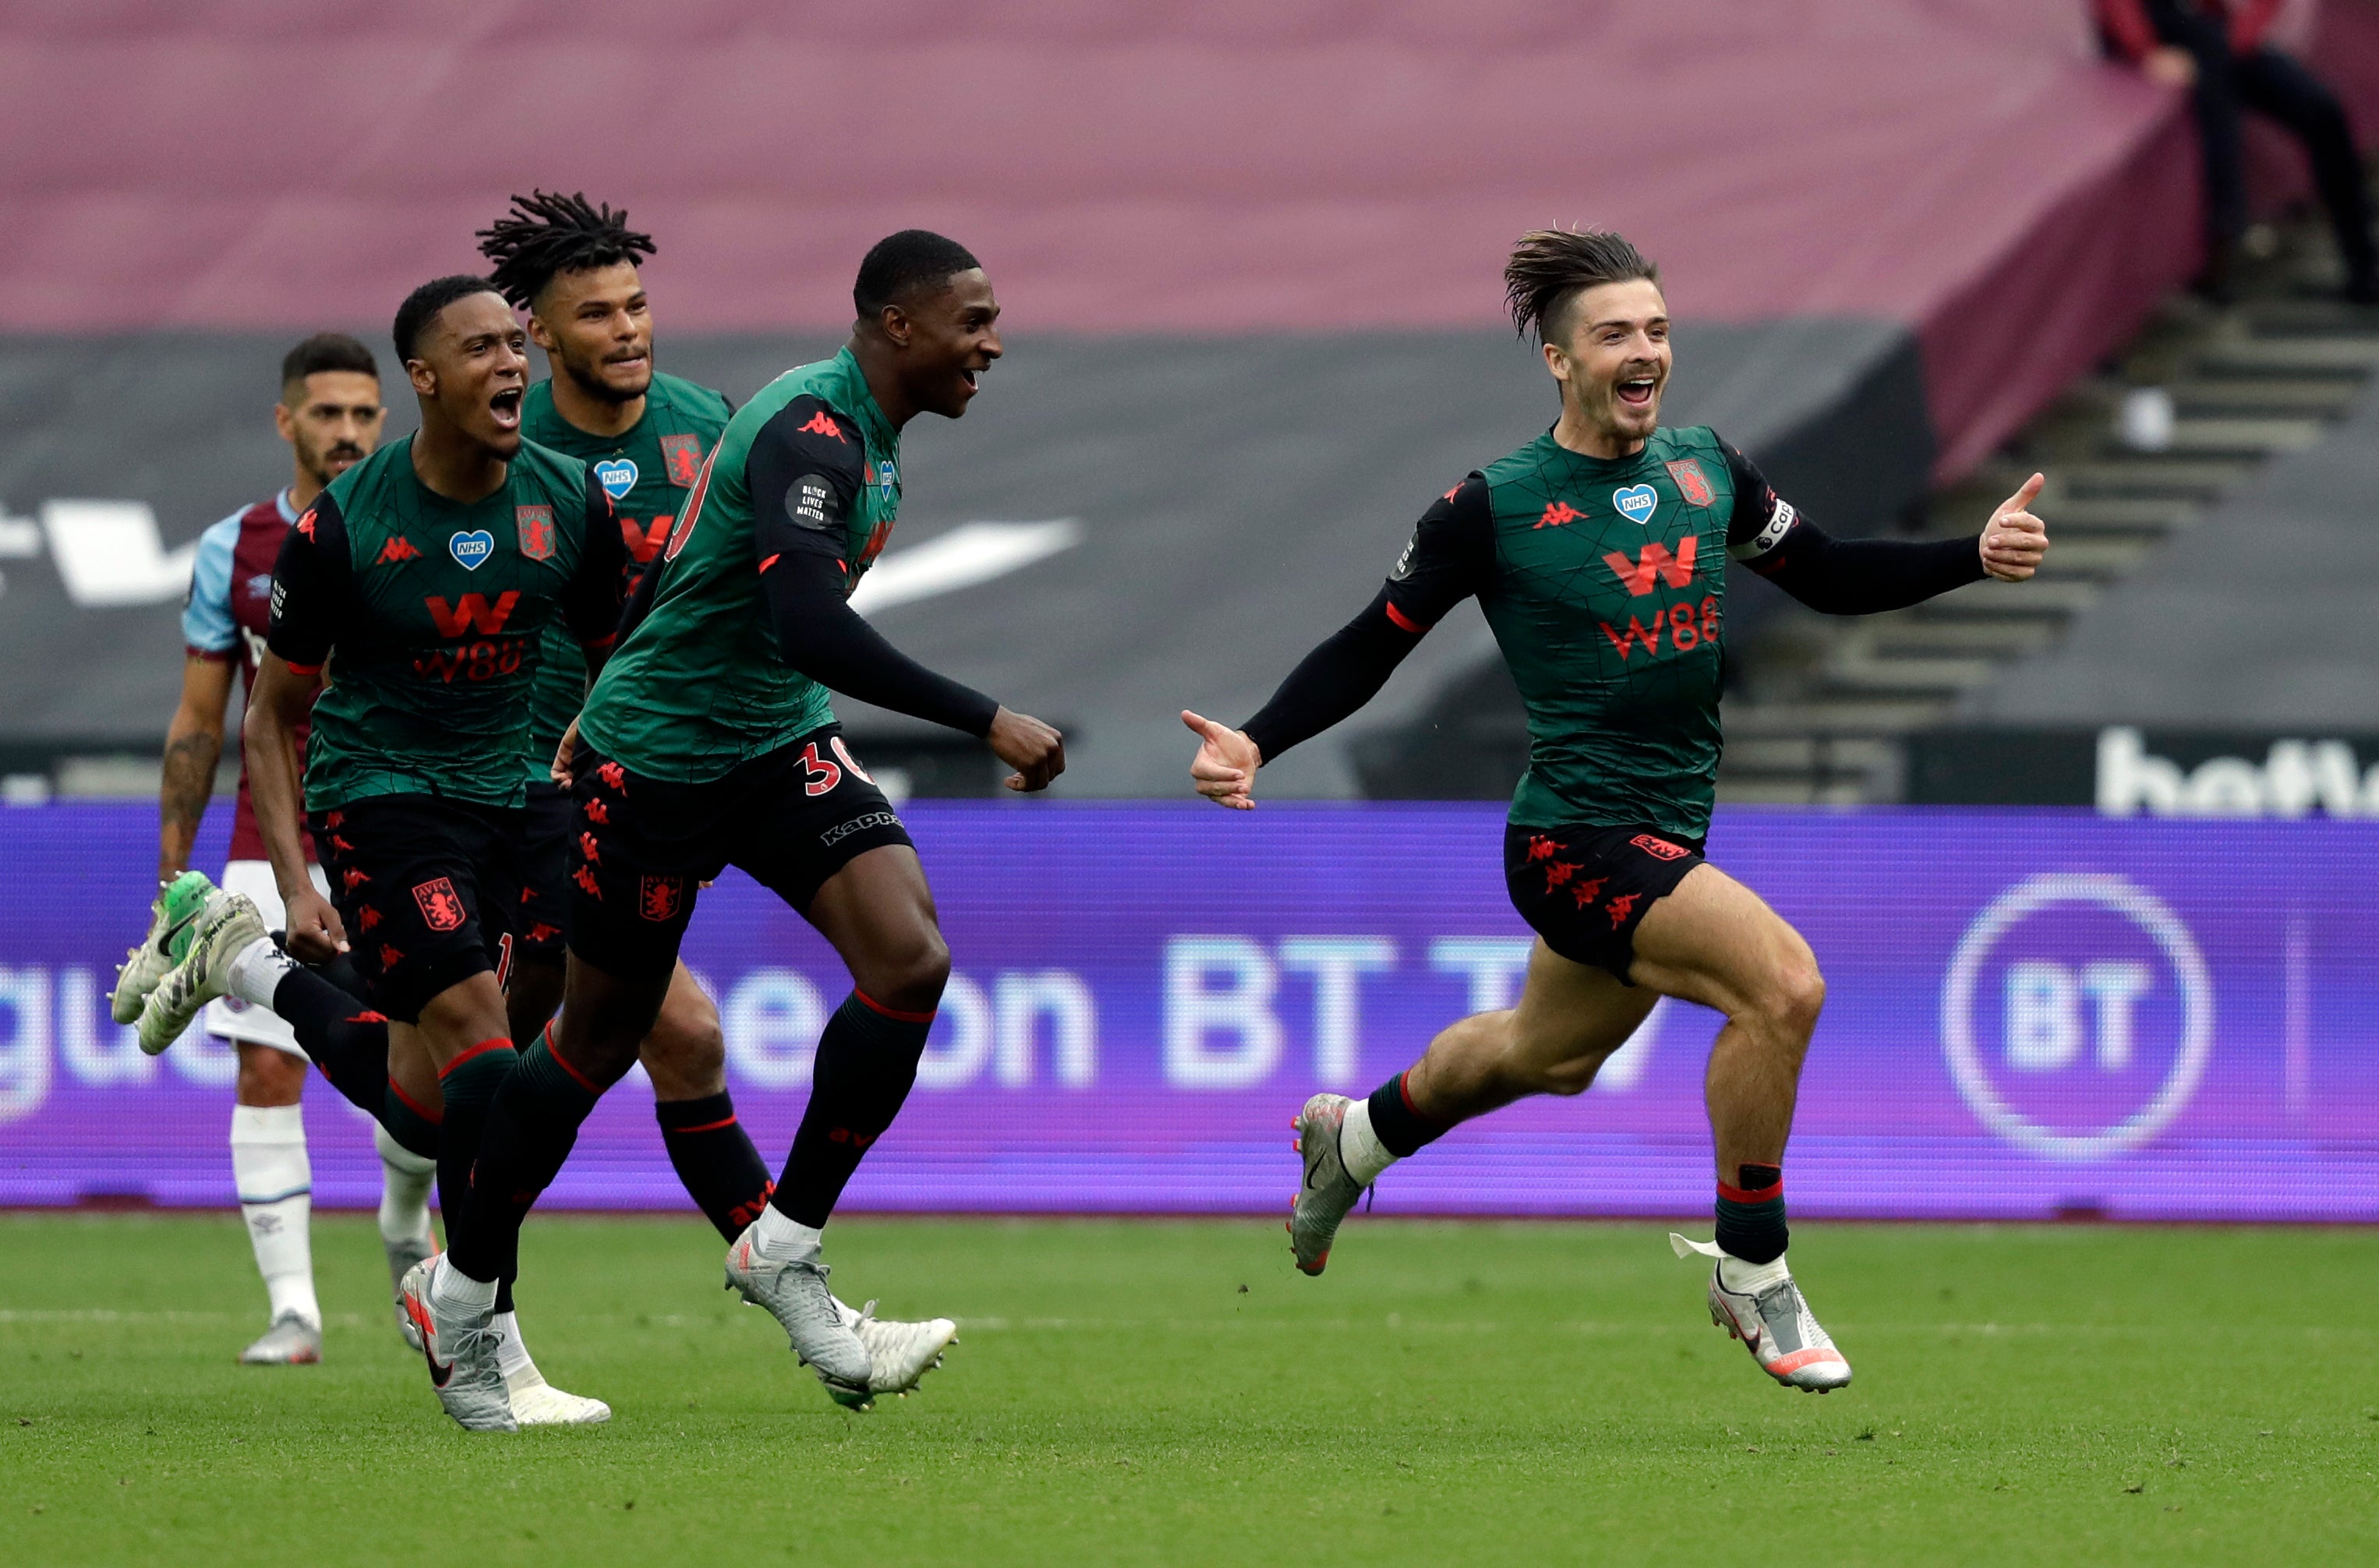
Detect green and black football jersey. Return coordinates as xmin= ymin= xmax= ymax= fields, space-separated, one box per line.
xmin=1376 ymin=426 xmax=1792 ymax=840
xmin=266 ymin=436 xmax=627 ymax=811
xmin=578 ymin=348 xmax=908 ymax=783
xmin=517 ymin=370 xmax=733 ymax=782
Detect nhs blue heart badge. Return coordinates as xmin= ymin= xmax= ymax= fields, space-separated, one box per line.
xmin=1612 ymin=484 xmax=1659 ymax=526
xmin=593 ymin=458 xmax=638 ymax=500
xmin=449 ymin=529 xmax=495 ymax=570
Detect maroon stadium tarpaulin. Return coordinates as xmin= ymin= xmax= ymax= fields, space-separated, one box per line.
xmin=5 ymin=2 xmax=2379 ymax=475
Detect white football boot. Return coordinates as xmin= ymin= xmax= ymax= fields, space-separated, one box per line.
xmin=1288 ymin=1093 xmax=1366 ymax=1276
xmin=110 ymin=871 xmax=217 ymax=1025
xmin=839 ymin=1298 xmax=958 ymax=1397
xmin=724 ymin=1224 xmax=873 ymax=1410
xmin=506 ymin=1365 xmax=613 ymax=1426
xmin=385 ymin=1234 xmax=436 ymax=1353
xmin=136 ymin=887 xmax=267 ymax=1055
xmin=237 ymin=1309 xmax=323 ymax=1365
xmin=1672 ymin=1234 xmax=1853 ymax=1393
xmin=398 ymin=1256 xmax=518 ymax=1432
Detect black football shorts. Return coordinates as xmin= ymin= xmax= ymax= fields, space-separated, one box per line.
xmin=308 ymin=794 xmax=523 ymax=1023
xmin=1502 ymin=822 xmax=1706 ymax=983
xmin=567 ymin=724 xmax=914 ymax=981
xmin=514 ymin=779 xmax=574 ymax=966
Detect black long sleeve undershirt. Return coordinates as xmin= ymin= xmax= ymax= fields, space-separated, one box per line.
xmin=1748 ymin=527 xmax=1984 ymax=613
xmin=1242 ymin=587 xmax=1416 ymax=764
xmin=757 ymin=548 xmax=999 ymax=736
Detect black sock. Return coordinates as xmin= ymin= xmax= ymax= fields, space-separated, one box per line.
xmin=1365 ymin=1070 xmax=1451 ymax=1159
xmin=658 ymin=1092 xmax=775 ymax=1241
xmin=269 ymin=966 xmax=391 ymax=1118
xmin=772 ymin=991 xmax=929 ymax=1229
xmin=431 ymin=1037 xmax=519 ymax=1277
xmin=447 ymin=1033 xmax=601 ymax=1286
xmin=1714 ymin=1164 xmax=1788 ymax=1265
xmin=379 ymin=1076 xmax=440 ymax=1163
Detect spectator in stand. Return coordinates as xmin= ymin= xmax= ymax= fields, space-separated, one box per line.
xmin=2095 ymin=0 xmax=2379 ymax=301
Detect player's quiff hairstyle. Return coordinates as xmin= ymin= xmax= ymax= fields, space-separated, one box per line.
xmin=392 ymin=274 xmax=505 ymax=365
xmin=475 ymin=189 xmax=658 ymax=312
xmin=279 ymin=332 xmax=377 ymax=398
xmin=1504 ymin=228 xmax=1660 ymax=346
xmin=854 ymin=230 xmax=981 ymax=321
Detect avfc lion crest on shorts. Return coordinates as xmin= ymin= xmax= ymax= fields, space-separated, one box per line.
xmin=516 ymin=505 xmax=556 ymax=562
xmin=659 ymin=434 xmax=703 ymax=489
xmin=638 ymin=874 xmax=686 ymax=923
xmin=1664 ymin=459 xmax=1714 ymax=508
xmin=412 ymin=877 xmax=467 ymax=933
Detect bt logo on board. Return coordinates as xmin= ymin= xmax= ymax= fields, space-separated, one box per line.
xmin=1939 ymin=873 xmax=2212 ymax=1162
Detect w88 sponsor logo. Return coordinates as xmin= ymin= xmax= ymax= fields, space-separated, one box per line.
xmin=1600 ymin=595 xmax=1720 ymax=660
xmin=412 ymin=636 xmax=528 ymax=684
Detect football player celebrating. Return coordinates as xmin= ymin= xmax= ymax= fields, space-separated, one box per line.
xmin=1185 ymin=229 xmax=2048 ymax=1393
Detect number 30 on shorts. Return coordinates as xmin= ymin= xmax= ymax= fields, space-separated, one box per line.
xmin=800 ymin=736 xmax=876 ymax=797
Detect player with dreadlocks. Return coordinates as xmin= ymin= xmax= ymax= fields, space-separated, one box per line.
xmin=1182 ymin=228 xmax=2052 ymax=1392
xmin=473 ymin=189 xmax=961 ymax=1406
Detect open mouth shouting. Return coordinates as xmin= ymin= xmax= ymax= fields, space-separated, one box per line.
xmin=1615 ymin=374 xmax=1659 ymax=410
xmin=489 ymin=386 xmax=523 ymax=431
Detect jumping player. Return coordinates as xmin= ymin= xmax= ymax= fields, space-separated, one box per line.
xmin=426 ymin=230 xmax=1063 ymax=1418
xmin=137 ymin=274 xmax=629 ymax=1431
xmin=1182 ymin=229 xmax=2050 ymax=1393
xmin=477 ymin=189 xmax=957 ymax=1393
xmin=111 ymin=333 xmax=435 ymax=1366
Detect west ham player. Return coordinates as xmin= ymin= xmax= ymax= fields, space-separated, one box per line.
xmin=111 ymin=334 xmax=434 ymax=1366
xmin=435 ymin=231 xmax=1062 ymax=1414
xmin=478 ymin=190 xmax=957 ymax=1393
xmin=139 ymin=275 xmax=629 ymax=1430
xmin=1183 ymin=230 xmax=2050 ymax=1392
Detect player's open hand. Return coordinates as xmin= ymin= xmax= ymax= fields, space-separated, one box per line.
xmin=550 ymin=719 xmax=580 ymax=786
xmin=282 ymin=885 xmax=349 ymax=964
xmin=1182 ymin=710 xmax=1261 ymax=810
xmin=988 ymin=706 xmax=1065 ymax=792
xmin=1981 ymin=472 xmax=2049 ymax=583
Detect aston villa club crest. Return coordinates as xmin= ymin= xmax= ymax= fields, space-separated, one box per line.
xmin=658 ymin=433 xmax=702 ymax=488
xmin=638 ymin=874 xmax=685 ymax=923
xmin=412 ymin=877 xmax=466 ymax=933
xmin=516 ymin=504 xmax=555 ymax=561
xmin=1665 ymin=458 xmax=1715 ymax=508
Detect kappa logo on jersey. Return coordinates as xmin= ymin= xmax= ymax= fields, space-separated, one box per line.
xmin=516 ymin=506 xmax=555 ymax=562
xmin=1631 ymin=833 xmax=1689 ymax=861
xmin=448 ymin=529 xmax=494 ymax=570
xmin=799 ymin=410 xmax=846 ymax=441
xmin=1603 ymin=535 xmax=1698 ymax=596
xmin=592 ymin=459 xmax=638 ymax=500
xmin=659 ymin=434 xmax=702 ymax=488
xmin=638 ymin=875 xmax=685 ymax=923
xmin=424 ymin=591 xmax=518 ymax=637
xmin=295 ymin=510 xmax=317 ymax=540
xmin=376 ymin=536 xmax=422 ymax=566
xmin=1612 ymin=484 xmax=1660 ymax=525
xmin=1536 ymin=501 xmax=1582 ymax=530
xmin=411 ymin=878 xmax=466 ymax=933
xmin=1665 ymin=459 xmax=1715 ymax=508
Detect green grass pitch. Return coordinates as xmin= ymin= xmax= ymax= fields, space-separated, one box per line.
xmin=2 ymin=1212 xmax=2374 ymax=1566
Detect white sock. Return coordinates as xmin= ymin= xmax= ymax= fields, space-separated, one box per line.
xmin=431 ymin=1256 xmax=497 ymax=1312
xmin=226 ymin=937 xmax=296 ymax=1010
xmin=373 ymin=1124 xmax=437 ymax=1246
xmin=1718 ymin=1251 xmax=1791 ymax=1295
xmin=493 ymin=1310 xmax=538 ymax=1382
xmin=751 ymin=1206 xmax=824 ymax=1263
xmin=1338 ymin=1098 xmax=1398 ymax=1187
xmin=230 ymin=1103 xmax=319 ymax=1329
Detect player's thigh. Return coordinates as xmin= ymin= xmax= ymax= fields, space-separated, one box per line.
xmin=1501 ymin=939 xmax=1663 ymax=1092
xmin=505 ymin=955 xmax=565 ymax=1045
xmin=387 ymin=1022 xmax=442 ymax=1118
xmin=312 ymin=796 xmax=518 ymax=1029
xmin=638 ymin=962 xmax=725 ymax=1099
xmin=233 ymin=1040 xmax=308 ymax=1107
xmin=1626 ymin=863 xmax=1823 ymax=1026
xmin=800 ymin=845 xmax=949 ymax=1008
xmin=413 ymin=971 xmax=511 ymax=1067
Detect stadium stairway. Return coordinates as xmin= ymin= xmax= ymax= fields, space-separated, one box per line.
xmin=1710 ymin=208 xmax=2379 ymax=805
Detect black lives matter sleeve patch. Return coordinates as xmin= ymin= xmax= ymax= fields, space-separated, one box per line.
xmin=787 ymin=474 xmax=840 ymax=533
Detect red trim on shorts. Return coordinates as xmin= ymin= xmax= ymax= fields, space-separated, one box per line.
xmin=1718 ymin=1179 xmax=1784 ymax=1204
xmin=437 ymin=1036 xmax=515 ymax=1079
xmin=385 ymin=1074 xmax=444 ymax=1125
xmin=539 ymin=1023 xmax=603 ymax=1093
xmin=283 ymin=660 xmax=324 ymax=676
xmin=1382 ymin=600 xmax=1428 ymax=634
xmin=668 ymin=1115 xmax=739 ymax=1135
xmin=854 ymin=989 xmax=937 ymax=1024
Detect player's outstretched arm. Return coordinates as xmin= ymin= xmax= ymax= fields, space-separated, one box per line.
xmin=1182 ymin=475 xmax=1492 ymax=810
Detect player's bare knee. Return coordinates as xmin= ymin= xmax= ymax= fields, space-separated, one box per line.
xmin=1754 ymin=959 xmax=1826 ymax=1042
xmin=235 ymin=1044 xmax=306 ymax=1107
xmin=870 ymin=927 xmax=950 ymax=1013
xmin=642 ymin=998 xmax=726 ymax=1098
